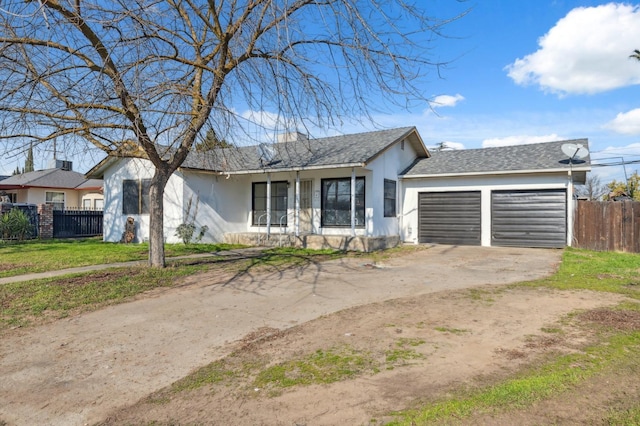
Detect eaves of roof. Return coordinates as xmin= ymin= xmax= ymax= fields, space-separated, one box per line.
xmin=401 ymin=165 xmax=591 ymax=179
xmin=188 ymin=162 xmax=367 ymax=175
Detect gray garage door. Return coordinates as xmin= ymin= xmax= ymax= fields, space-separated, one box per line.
xmin=418 ymin=191 xmax=481 ymax=245
xmin=491 ymin=189 xmax=566 ymax=248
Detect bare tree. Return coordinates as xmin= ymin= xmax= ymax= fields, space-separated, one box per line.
xmin=0 ymin=0 xmax=464 ymax=266
xmin=576 ymin=174 xmax=607 ymax=201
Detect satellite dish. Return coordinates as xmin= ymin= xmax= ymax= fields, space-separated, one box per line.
xmin=257 ymin=143 xmax=276 ymax=164
xmin=561 ymin=143 xmax=589 ymax=160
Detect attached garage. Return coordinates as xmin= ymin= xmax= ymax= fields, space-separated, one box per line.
xmin=401 ymin=139 xmax=590 ymax=249
xmin=491 ymin=189 xmax=567 ymax=248
xmin=418 ymin=191 xmax=481 ymax=245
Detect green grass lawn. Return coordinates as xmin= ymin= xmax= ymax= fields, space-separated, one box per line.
xmin=0 ymin=243 xmax=343 ymax=332
xmin=520 ymin=247 xmax=640 ymax=298
xmin=0 ymin=238 xmax=245 ymax=278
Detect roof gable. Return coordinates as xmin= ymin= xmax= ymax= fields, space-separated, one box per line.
xmin=402 ymin=139 xmax=590 ymax=177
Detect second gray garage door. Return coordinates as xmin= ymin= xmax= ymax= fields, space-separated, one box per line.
xmin=418 ymin=191 xmax=481 ymax=245
xmin=491 ymin=189 xmax=567 ymax=248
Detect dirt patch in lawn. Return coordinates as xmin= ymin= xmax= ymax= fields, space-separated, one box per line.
xmin=99 ymin=286 xmax=629 ymax=426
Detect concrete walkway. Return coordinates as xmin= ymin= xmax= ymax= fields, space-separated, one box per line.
xmin=0 ymin=247 xmax=266 ymax=285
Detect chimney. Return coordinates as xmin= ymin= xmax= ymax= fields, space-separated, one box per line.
xmin=277 ymin=131 xmax=308 ymax=143
xmin=48 ymin=159 xmax=73 ymax=171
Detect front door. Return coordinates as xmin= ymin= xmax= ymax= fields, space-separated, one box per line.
xmin=298 ymin=180 xmax=313 ymax=233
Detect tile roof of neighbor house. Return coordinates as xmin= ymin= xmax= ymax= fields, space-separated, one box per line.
xmin=402 ymin=139 xmax=591 ymax=177
xmin=181 ymin=126 xmax=425 ymax=173
xmin=0 ymin=168 xmax=102 ymax=190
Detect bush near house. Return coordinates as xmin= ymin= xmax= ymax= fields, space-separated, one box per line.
xmin=0 ymin=208 xmax=34 ymax=241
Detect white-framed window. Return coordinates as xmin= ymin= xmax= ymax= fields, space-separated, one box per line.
xmin=252 ymin=181 xmax=288 ymax=226
xmin=321 ymin=177 xmax=365 ymax=227
xmin=384 ymin=179 xmax=397 ymax=217
xmin=45 ymin=191 xmax=65 ymax=210
xmin=82 ymin=199 xmax=92 ymax=209
xmin=94 ymin=198 xmax=104 ymax=210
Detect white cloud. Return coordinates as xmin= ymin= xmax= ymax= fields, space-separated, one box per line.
xmin=482 ymin=134 xmax=564 ymax=148
xmin=605 ymin=108 xmax=640 ymax=135
xmin=431 ymin=94 xmax=465 ymax=108
xmin=506 ymin=3 xmax=640 ymax=95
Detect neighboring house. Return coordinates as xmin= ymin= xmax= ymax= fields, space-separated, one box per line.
xmin=0 ymin=162 xmax=104 ymax=210
xmin=87 ymin=127 xmax=589 ymax=249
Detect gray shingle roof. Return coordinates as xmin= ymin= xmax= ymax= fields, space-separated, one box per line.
xmin=0 ymin=168 xmax=100 ymax=189
xmin=182 ymin=127 xmax=421 ymax=173
xmin=402 ymin=139 xmax=590 ymax=177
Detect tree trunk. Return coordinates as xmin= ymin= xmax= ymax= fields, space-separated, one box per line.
xmin=148 ymin=168 xmax=171 ymax=268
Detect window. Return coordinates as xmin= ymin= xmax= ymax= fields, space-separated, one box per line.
xmin=122 ymin=179 xmax=151 ymax=214
xmin=94 ymin=198 xmax=104 ymax=210
xmin=384 ymin=179 xmax=396 ymax=217
xmin=45 ymin=191 xmax=65 ymax=210
xmin=321 ymin=177 xmax=365 ymax=227
xmin=252 ymin=181 xmax=288 ymax=225
xmin=82 ymin=199 xmax=92 ymax=210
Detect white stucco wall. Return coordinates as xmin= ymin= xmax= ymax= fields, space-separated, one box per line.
xmin=366 ymin=138 xmax=419 ymax=237
xmin=400 ymin=172 xmax=573 ymax=246
xmin=181 ymin=171 xmax=249 ymax=242
xmin=103 ymin=158 xmax=184 ymax=243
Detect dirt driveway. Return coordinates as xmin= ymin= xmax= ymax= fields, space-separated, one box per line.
xmin=1 ymin=245 xmax=567 ymax=425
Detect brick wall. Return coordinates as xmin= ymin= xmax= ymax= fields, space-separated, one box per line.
xmin=37 ymin=203 xmax=54 ymax=240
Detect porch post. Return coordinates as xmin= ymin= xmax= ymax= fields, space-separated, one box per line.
xmin=351 ymin=167 xmax=356 ymax=237
xmin=266 ymin=173 xmax=271 ymax=237
xmin=295 ymin=171 xmax=300 ymax=237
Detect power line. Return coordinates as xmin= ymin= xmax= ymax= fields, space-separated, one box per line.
xmin=591 ymin=159 xmax=640 ymax=167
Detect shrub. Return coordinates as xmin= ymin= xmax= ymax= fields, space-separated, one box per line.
xmin=174 ymin=195 xmax=208 ymax=245
xmin=0 ymin=208 xmax=34 ymax=241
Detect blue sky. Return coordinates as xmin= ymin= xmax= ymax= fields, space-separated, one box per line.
xmin=3 ymin=1 xmax=640 ymax=185
xmin=398 ymin=0 xmax=640 ymax=184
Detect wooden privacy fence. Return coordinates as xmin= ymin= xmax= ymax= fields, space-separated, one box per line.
xmin=573 ymin=200 xmax=640 ymax=253
xmin=53 ymin=209 xmax=103 ymax=238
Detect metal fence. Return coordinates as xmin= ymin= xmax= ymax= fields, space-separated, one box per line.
xmin=0 ymin=203 xmax=39 ymax=239
xmin=573 ymin=200 xmax=640 ymax=253
xmin=53 ymin=209 xmax=103 ymax=238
